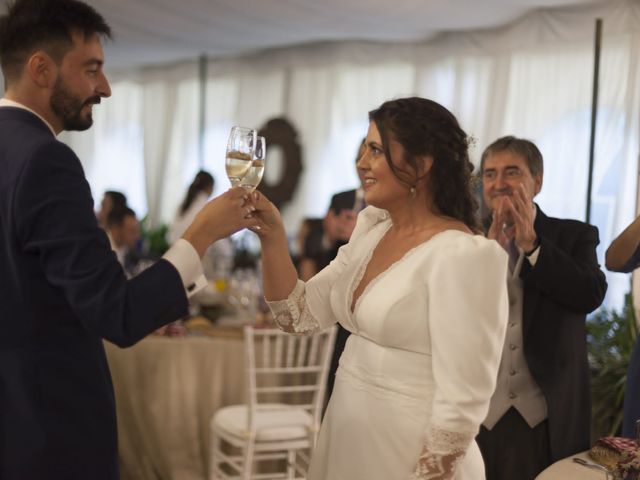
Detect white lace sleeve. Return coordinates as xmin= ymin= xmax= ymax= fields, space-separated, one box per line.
xmin=408 ymin=427 xmax=474 ymax=479
xmin=266 ymin=279 xmax=321 ymax=334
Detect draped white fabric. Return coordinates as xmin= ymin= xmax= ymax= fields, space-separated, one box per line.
xmin=59 ymin=0 xmax=640 ymax=308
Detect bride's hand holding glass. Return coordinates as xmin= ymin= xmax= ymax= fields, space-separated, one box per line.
xmin=246 ymin=190 xmax=284 ymax=239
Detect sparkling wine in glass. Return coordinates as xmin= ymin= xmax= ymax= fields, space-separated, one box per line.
xmin=225 ymin=126 xmax=256 ymax=187
xmin=238 ymin=136 xmax=266 ymax=192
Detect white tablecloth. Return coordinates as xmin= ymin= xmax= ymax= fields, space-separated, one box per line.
xmin=536 ymin=451 xmax=609 ymax=480
xmin=105 ymin=335 xmax=245 ymax=480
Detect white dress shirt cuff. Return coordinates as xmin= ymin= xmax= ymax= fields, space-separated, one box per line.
xmin=162 ymin=239 xmax=208 ymax=298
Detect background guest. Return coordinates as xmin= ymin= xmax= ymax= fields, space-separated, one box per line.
xmin=106 ymin=206 xmax=141 ymax=275
xmin=292 ymin=217 xmax=323 ymax=275
xmin=169 ymin=170 xmax=214 ymax=245
xmin=476 ymin=136 xmax=607 ymax=480
xmin=96 ymin=190 xmax=127 ymax=228
xmin=605 ymin=217 xmax=640 ymax=439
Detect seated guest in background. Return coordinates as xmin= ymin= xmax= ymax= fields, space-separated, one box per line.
xmin=96 ymin=189 xmax=127 ymax=228
xmin=605 ymin=218 xmax=640 ymax=439
xmin=169 ymin=170 xmax=214 ymax=245
xmin=106 ymin=206 xmax=141 ymax=274
xmin=0 ymin=1 xmax=258 ymax=478
xmin=299 ymin=207 xmax=357 ymax=281
xmin=476 ymin=136 xmax=607 ymax=480
xmin=292 ymin=217 xmax=323 ymax=274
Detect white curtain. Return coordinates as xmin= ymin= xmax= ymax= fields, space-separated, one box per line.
xmin=60 ymin=0 xmax=640 ymax=309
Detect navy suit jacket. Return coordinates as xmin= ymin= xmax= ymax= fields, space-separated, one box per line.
xmin=0 ymin=107 xmax=189 ymax=479
xmin=520 ymin=207 xmax=607 ymax=460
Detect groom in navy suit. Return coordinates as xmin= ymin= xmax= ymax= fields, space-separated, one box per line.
xmin=0 ymin=1 xmax=257 ymax=478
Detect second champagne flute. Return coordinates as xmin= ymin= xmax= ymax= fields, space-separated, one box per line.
xmin=238 ymin=136 xmax=266 ymax=192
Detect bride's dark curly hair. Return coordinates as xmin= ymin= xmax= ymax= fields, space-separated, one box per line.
xmin=369 ymin=97 xmax=479 ymax=232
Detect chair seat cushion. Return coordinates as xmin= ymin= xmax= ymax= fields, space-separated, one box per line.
xmin=212 ymin=403 xmax=313 ymax=442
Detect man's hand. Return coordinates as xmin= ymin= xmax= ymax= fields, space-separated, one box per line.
xmin=507 ymin=184 xmax=537 ymax=253
xmin=488 ymin=184 xmax=537 ymax=253
xmin=182 ymin=187 xmax=258 ymax=257
xmin=487 ymin=197 xmax=512 ymax=249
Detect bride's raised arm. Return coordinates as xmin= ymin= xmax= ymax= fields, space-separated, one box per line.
xmin=249 ymin=191 xmax=361 ymax=334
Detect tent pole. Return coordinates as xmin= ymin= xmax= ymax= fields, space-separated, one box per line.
xmin=198 ymin=54 xmax=208 ymax=169
xmin=586 ymin=19 xmax=602 ymax=223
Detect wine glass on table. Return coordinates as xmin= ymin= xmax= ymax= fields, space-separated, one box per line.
xmin=238 ymin=136 xmax=266 ymax=192
xmin=225 ymin=126 xmax=256 ymax=187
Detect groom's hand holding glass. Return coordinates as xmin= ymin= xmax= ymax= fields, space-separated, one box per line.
xmin=182 ymin=188 xmax=258 ymax=258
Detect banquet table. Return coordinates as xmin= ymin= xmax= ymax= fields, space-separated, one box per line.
xmin=105 ymin=331 xmax=245 ymax=480
xmin=535 ymin=451 xmax=610 ymax=480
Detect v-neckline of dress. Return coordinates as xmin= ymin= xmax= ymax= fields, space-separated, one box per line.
xmin=348 ymin=224 xmax=465 ymax=319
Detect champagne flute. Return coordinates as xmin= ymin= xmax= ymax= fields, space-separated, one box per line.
xmin=225 ymin=126 xmax=256 ymax=187
xmin=238 ymin=136 xmax=266 ymax=192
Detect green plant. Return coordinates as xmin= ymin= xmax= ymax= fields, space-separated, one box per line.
xmin=139 ymin=217 xmax=169 ymax=258
xmin=587 ymin=293 xmax=638 ymax=439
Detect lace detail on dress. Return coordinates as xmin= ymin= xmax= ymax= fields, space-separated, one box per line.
xmin=408 ymin=426 xmax=474 ymax=479
xmin=266 ymin=279 xmax=321 ymax=334
xmin=425 ymin=425 xmax=474 ymax=454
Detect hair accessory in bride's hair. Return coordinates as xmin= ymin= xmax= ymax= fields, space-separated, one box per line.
xmin=465 ymin=134 xmax=477 ymax=149
xmin=468 ymin=171 xmax=481 ymax=189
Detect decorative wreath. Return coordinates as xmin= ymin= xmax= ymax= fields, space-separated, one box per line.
xmin=257 ymin=117 xmax=302 ymax=208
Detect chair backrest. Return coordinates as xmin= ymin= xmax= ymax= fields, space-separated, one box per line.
xmin=243 ymin=325 xmax=337 ymax=435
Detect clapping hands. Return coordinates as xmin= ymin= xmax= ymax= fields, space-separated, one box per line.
xmin=487 ymin=183 xmax=537 ymax=253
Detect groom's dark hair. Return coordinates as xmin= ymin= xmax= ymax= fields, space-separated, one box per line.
xmin=0 ymin=0 xmax=111 ymax=85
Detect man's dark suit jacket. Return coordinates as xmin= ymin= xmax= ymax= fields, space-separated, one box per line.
xmin=0 ymin=107 xmax=189 ymax=479
xmin=519 ymin=206 xmax=607 ymax=461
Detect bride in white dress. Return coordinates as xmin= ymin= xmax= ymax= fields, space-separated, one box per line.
xmin=247 ymin=97 xmax=509 ymax=480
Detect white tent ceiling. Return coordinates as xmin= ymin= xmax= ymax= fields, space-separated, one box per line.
xmin=79 ymin=0 xmax=602 ymax=69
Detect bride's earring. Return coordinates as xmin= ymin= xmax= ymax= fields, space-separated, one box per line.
xmin=409 ymin=186 xmax=417 ymax=198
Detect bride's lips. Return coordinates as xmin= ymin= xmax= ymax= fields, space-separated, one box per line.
xmin=363 ymin=178 xmax=376 ymax=190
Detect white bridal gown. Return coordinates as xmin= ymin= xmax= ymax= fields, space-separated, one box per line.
xmin=269 ymin=207 xmax=509 ymax=480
